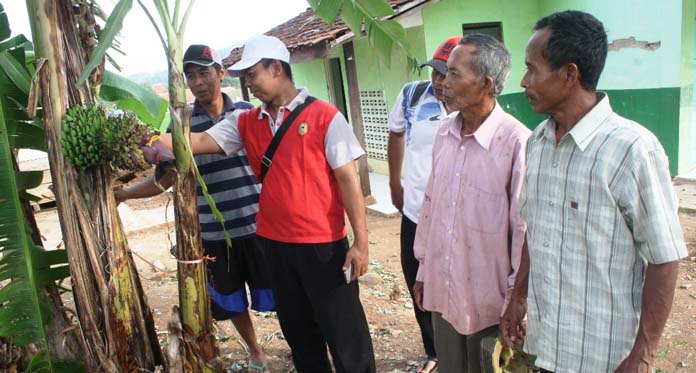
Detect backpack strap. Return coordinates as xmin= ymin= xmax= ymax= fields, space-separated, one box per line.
xmin=410 ymin=80 xmax=430 ymax=108
xmin=258 ymin=96 xmax=317 ymax=183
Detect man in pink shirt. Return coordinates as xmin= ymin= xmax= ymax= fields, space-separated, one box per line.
xmin=413 ymin=34 xmax=530 ymax=372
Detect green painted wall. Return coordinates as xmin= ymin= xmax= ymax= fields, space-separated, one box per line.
xmin=291 ymin=0 xmax=693 ymax=175
xmin=680 ymin=0 xmax=695 ymax=173
xmin=421 ymin=0 xmax=539 ymax=96
xmin=540 ymin=0 xmax=683 ymax=90
xmin=292 ymin=59 xmax=330 ymax=102
xmin=353 ymin=25 xmax=429 ymax=110
xmin=498 ymin=93 xmax=546 ymax=128
xmin=352 ymin=25 xmax=429 ymax=173
xmin=610 ymin=88 xmax=681 ymax=174
xmin=537 ymin=0 xmax=689 ymax=175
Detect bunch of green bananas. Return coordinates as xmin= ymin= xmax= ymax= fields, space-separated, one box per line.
xmin=107 ymin=111 xmax=152 ymax=172
xmin=492 ymin=337 xmax=540 ymax=373
xmin=61 ymin=105 xmax=153 ymax=172
xmin=61 ymin=104 xmax=109 ymax=170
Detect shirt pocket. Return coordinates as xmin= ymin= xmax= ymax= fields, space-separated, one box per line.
xmin=462 ymin=185 xmax=506 ymax=234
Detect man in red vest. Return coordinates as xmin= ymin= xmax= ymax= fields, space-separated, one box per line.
xmin=141 ymin=34 xmax=375 ymax=372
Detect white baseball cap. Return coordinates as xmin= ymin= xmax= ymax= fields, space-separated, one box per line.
xmin=228 ymin=35 xmax=290 ymax=77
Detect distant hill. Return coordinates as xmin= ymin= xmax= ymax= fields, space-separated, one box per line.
xmin=126 ymin=43 xmax=241 ymax=86
xmin=127 ymin=70 xmax=169 ymax=86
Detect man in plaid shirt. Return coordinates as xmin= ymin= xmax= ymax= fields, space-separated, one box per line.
xmin=500 ymin=10 xmax=688 ymax=373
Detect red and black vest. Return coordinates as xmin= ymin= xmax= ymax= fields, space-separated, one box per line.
xmin=237 ymin=99 xmax=346 ymax=243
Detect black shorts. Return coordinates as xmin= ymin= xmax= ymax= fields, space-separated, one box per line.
xmin=203 ymin=236 xmax=275 ymax=320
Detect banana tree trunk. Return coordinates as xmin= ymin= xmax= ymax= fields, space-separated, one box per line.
xmin=27 ymin=0 xmax=164 ymax=370
xmin=165 ymin=41 xmax=221 ymax=372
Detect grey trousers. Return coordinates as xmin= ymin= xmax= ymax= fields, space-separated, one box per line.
xmin=432 ymin=312 xmax=498 ymax=373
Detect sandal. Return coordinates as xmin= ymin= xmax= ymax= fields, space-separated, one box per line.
xmin=417 ymin=356 xmax=438 ymax=373
xmin=248 ymin=360 xmax=267 ymax=372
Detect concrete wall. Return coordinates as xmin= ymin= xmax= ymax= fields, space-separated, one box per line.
xmin=292 ymin=59 xmax=331 ymax=102
xmin=539 ymin=0 xmax=693 ymax=174
xmin=353 ymin=25 xmax=429 ymax=110
xmin=352 ymin=25 xmax=429 ymax=173
xmin=421 ymin=0 xmax=539 ymax=97
xmin=421 ymin=0 xmax=548 ymax=131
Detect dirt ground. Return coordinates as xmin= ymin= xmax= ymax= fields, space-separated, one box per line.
xmin=36 ymin=199 xmax=696 ymax=372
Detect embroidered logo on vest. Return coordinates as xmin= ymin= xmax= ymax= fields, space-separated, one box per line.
xmin=298 ymin=122 xmax=308 ymax=136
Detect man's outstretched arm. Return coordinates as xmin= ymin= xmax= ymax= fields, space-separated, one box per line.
xmin=152 ymin=132 xmax=224 ymax=155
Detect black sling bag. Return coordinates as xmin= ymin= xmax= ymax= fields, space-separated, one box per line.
xmin=258 ymin=96 xmax=317 ymax=183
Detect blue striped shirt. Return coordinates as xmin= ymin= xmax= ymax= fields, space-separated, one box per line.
xmin=190 ymin=93 xmax=259 ymax=241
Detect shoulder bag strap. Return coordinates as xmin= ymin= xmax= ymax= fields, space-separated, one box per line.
xmin=258 ymin=96 xmax=317 ymax=182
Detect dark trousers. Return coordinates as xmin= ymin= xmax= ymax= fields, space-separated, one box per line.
xmin=432 ymin=313 xmax=498 ymax=372
xmin=263 ymin=237 xmax=376 ymax=373
xmin=401 ymin=216 xmax=437 ymax=358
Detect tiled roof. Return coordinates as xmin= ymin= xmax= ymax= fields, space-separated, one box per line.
xmin=222 ymin=0 xmax=421 ymax=67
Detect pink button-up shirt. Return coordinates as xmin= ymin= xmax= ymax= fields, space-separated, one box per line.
xmin=414 ymin=102 xmax=530 ymax=335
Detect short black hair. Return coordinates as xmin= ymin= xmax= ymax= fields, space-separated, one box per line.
xmin=260 ymin=58 xmax=293 ymax=82
xmin=534 ymin=10 xmax=607 ymax=90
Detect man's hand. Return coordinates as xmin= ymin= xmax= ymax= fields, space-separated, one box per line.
xmin=138 ymin=133 xmax=175 ymax=165
xmin=500 ymin=294 xmax=528 ymax=347
xmin=343 ymin=241 xmax=368 ymax=282
xmin=113 ymin=186 xmax=128 ymax=204
xmin=413 ymin=281 xmax=425 ymax=311
xmin=614 ymin=353 xmax=652 ymax=373
xmin=390 ymin=181 xmax=404 ymax=212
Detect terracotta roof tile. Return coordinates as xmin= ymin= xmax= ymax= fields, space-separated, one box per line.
xmin=223 ymin=0 xmax=421 ymax=67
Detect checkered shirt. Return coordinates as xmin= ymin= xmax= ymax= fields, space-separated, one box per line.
xmin=520 ymin=93 xmax=687 ymax=372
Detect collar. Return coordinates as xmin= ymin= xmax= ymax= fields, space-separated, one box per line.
xmin=192 ymin=92 xmax=234 ymax=117
xmin=258 ymin=88 xmax=310 ymax=120
xmin=536 ymin=92 xmax=613 ymax=151
xmin=447 ymin=101 xmax=504 ymax=150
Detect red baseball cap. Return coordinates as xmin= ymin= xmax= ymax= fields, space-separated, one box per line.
xmin=420 ymin=36 xmax=463 ymax=75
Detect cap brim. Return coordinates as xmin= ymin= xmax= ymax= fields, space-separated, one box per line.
xmin=227 ymin=57 xmax=263 ymax=77
xmin=183 ymin=59 xmax=217 ymax=67
xmin=420 ymin=59 xmax=448 ymax=75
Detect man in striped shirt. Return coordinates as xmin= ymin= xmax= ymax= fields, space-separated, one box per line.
xmin=115 ymin=44 xmax=273 ymax=371
xmin=500 ymin=11 xmax=688 ymax=373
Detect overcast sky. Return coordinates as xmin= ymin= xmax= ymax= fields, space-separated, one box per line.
xmin=4 ymin=0 xmax=310 ymax=76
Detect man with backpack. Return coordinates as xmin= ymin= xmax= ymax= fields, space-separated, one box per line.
xmin=386 ymin=36 xmax=461 ymax=373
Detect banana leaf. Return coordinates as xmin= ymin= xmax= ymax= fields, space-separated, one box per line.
xmin=309 ymin=0 xmax=418 ymax=70
xmin=0 ymin=2 xmax=82 ymax=370
xmin=0 ymin=3 xmax=9 ymax=41
xmin=0 ymin=56 xmax=79 ymax=372
xmin=77 ymin=0 xmax=133 ymax=85
xmin=100 ymin=70 xmax=168 ymax=128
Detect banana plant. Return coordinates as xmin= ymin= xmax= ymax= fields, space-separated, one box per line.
xmin=136 ymin=0 xmax=224 ymax=370
xmin=26 ymin=0 xmax=165 ymax=370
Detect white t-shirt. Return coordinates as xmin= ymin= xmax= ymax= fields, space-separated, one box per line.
xmin=206 ymin=88 xmax=364 ymax=170
xmin=389 ymin=82 xmax=448 ymax=223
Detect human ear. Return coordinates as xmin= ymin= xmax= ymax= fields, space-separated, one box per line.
xmin=565 ymin=63 xmax=579 ymax=83
xmin=272 ymin=60 xmax=283 ymax=77
xmin=482 ymin=75 xmax=494 ymax=94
